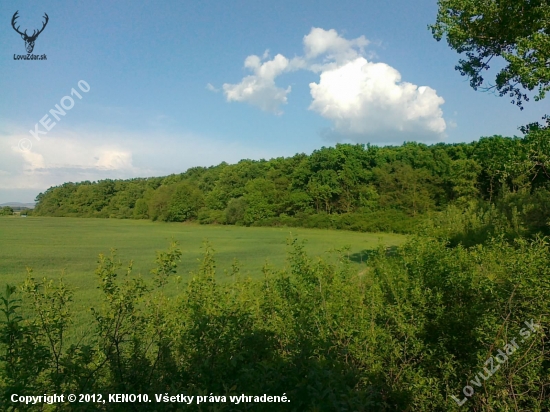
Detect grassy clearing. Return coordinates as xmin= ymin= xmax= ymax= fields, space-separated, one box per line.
xmin=0 ymin=216 xmax=406 ymax=323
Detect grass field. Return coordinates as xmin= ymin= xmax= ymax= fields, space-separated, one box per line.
xmin=0 ymin=216 xmax=406 ymax=327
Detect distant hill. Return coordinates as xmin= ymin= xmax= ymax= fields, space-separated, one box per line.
xmin=0 ymin=202 xmax=35 ymax=209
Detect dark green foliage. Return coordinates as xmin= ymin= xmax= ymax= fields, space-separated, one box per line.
xmin=33 ymin=130 xmax=550 ymax=238
xmin=1 ymin=234 xmax=548 ymax=411
xmin=255 ymin=210 xmax=421 ymax=234
xmin=374 ymin=161 xmax=438 ymax=215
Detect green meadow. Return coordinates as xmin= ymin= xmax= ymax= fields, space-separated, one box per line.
xmin=0 ymin=216 xmax=405 ymax=319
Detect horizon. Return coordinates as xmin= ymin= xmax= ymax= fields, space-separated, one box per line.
xmin=1 ymin=0 xmax=547 ymax=204
xmin=0 ymin=138 xmax=522 ymax=204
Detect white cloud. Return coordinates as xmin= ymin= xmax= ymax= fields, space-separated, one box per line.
xmin=0 ymin=127 xmax=273 ymax=199
xmin=0 ymin=134 xmax=137 ymax=193
xmin=309 ymin=57 xmax=446 ymax=141
xmin=303 ymin=28 xmax=369 ymax=66
xmin=95 ymin=150 xmax=133 ymax=170
xmin=219 ymin=27 xmax=447 ymax=142
xmin=20 ymin=150 xmax=46 ymax=170
xmin=223 ymin=53 xmax=292 ymax=114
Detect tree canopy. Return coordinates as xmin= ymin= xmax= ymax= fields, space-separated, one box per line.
xmin=33 ymin=130 xmax=550 ymax=239
xmin=431 ymin=0 xmax=550 ymax=108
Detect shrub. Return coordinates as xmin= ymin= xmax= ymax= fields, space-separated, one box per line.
xmin=2 ymin=235 xmax=548 ymax=411
xmin=198 ymin=208 xmax=227 ymax=225
xmin=0 ymin=207 xmax=13 ymax=216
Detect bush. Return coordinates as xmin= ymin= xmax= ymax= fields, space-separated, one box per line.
xmin=253 ymin=210 xmax=421 ymax=234
xmin=1 ymin=236 xmax=548 ymax=410
xmin=198 ymin=208 xmax=227 ymax=225
xmin=426 ymin=201 xmax=523 ymax=247
xmin=0 ymin=206 xmax=13 ymax=216
xmin=335 ymin=210 xmax=421 ymax=233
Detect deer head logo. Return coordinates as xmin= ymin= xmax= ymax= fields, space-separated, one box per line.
xmin=11 ymin=11 xmax=49 ymax=54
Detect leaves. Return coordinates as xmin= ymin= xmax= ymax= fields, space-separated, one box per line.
xmin=1 ymin=234 xmax=549 ymax=410
xmin=431 ymin=0 xmax=550 ymax=108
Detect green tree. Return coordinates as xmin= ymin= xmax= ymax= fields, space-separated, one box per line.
xmin=374 ymin=162 xmax=437 ymax=215
xmin=449 ymin=158 xmax=482 ymax=202
xmin=242 ymin=178 xmax=278 ymax=225
xmin=0 ymin=207 xmax=13 ymax=216
xmin=431 ymin=0 xmax=550 ymax=108
xmin=225 ymin=197 xmax=247 ymax=225
xmin=165 ymin=182 xmax=204 ymax=222
xmin=148 ymin=185 xmax=174 ymax=221
xmin=133 ymin=198 xmax=149 ymax=219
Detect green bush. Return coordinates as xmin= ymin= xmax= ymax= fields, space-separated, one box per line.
xmin=198 ymin=208 xmax=227 ymax=225
xmin=133 ymin=198 xmax=149 ymax=219
xmin=2 ymin=235 xmax=548 ymax=411
xmin=253 ymin=210 xmax=421 ymax=234
xmin=426 ymin=201 xmax=525 ymax=247
xmin=0 ymin=207 xmax=13 ymax=216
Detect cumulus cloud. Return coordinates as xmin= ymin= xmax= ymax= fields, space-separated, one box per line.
xmin=0 ymin=133 xmax=137 ymax=193
xmin=303 ymin=28 xmax=369 ymax=68
xmin=223 ymin=53 xmax=293 ymax=114
xmin=309 ymin=58 xmax=446 ymax=141
xmin=220 ymin=28 xmax=447 ymax=142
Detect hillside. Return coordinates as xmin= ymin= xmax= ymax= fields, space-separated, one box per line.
xmin=34 ymin=130 xmax=550 ymax=239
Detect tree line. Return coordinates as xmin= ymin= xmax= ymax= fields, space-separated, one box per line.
xmin=0 ymin=207 xmax=14 ymax=216
xmin=34 ymin=127 xmax=550 ymax=237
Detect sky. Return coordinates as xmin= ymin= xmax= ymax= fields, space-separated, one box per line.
xmin=1 ymin=0 xmax=548 ymax=203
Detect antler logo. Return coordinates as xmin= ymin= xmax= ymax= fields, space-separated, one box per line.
xmin=11 ymin=11 xmax=49 ymax=54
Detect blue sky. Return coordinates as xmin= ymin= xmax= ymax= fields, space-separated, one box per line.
xmin=1 ymin=0 xmax=548 ymax=203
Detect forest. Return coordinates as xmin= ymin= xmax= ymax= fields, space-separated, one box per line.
xmin=33 ymin=128 xmax=550 ymax=241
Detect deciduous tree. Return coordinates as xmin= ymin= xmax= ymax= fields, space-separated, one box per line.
xmin=431 ymin=0 xmax=550 ymax=108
